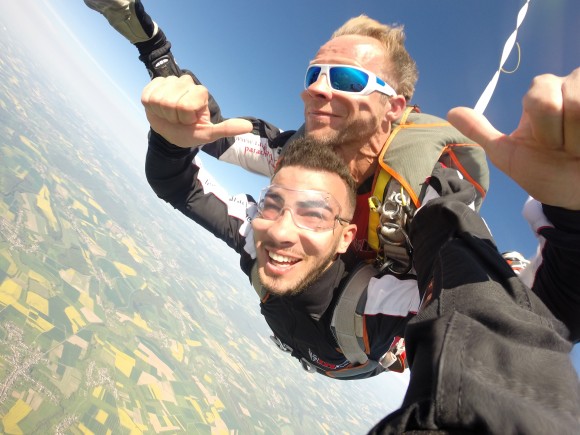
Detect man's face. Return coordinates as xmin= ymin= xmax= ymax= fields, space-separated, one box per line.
xmin=301 ymin=35 xmax=398 ymax=147
xmin=252 ymin=167 xmax=356 ymax=296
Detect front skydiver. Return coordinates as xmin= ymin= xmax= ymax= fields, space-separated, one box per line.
xmin=145 ymin=128 xmax=409 ymax=379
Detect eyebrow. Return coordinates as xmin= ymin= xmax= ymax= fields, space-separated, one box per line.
xmin=296 ymin=199 xmax=333 ymax=213
xmin=264 ymin=191 xmax=284 ymax=203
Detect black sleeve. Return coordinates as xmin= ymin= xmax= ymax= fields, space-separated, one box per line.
xmin=145 ymin=130 xmax=255 ymax=274
xmin=178 ymin=71 xmax=290 ymax=177
xmin=532 ymin=205 xmax=580 ymax=342
xmin=369 ymin=195 xmax=580 ymax=434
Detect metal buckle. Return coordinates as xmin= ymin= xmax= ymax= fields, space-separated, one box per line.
xmin=300 ymin=358 xmax=317 ymax=373
xmin=270 ymin=335 xmax=293 ymax=353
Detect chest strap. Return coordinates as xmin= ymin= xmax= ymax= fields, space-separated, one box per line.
xmin=331 ymin=263 xmax=378 ymax=366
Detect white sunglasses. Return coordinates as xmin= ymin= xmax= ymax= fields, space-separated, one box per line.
xmin=305 ymin=64 xmax=397 ymax=96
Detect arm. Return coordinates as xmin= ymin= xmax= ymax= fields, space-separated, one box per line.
xmin=145 ymin=129 xmax=256 ymax=275
xmin=448 ymin=67 xmax=580 ymax=341
xmin=518 ymin=199 xmax=580 ymax=342
xmin=370 ymin=167 xmax=580 ymax=433
xmin=85 ymin=0 xmax=290 ymax=176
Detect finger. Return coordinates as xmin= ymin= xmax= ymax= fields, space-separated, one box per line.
xmin=141 ymin=76 xmax=169 ymax=106
xmin=142 ymin=75 xmax=192 ymax=123
xmin=447 ymin=107 xmax=503 ymax=147
xmin=143 ymin=110 xmax=194 ymax=148
xmin=563 ymin=67 xmax=580 ymax=156
xmin=156 ymin=76 xmax=197 ymax=124
xmin=522 ymin=73 xmax=563 ymax=150
xmin=448 ymin=107 xmax=514 ymax=176
xmin=149 ymin=117 xmax=253 ymax=148
xmin=204 ymin=118 xmax=254 ymax=143
xmin=175 ymin=86 xmax=210 ymax=126
xmin=141 ymin=76 xmax=183 ymax=121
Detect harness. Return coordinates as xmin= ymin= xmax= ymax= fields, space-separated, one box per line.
xmin=368 ymin=106 xmax=489 ymax=273
xmin=281 ymin=107 xmax=489 ymax=274
xmin=328 ymin=262 xmax=406 ymax=378
xmin=253 ymin=108 xmax=488 ymax=377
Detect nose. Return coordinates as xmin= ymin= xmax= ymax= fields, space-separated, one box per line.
xmin=306 ymin=73 xmax=333 ymax=99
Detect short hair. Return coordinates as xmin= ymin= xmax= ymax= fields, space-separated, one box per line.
xmin=332 ymin=15 xmax=418 ymax=102
xmin=274 ymin=137 xmax=357 ymax=217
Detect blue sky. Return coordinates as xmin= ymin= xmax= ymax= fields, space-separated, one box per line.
xmin=5 ymin=0 xmax=579 ymax=393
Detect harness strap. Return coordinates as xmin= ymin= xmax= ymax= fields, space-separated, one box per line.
xmin=326 ymin=360 xmax=379 ymax=379
xmin=331 ymin=263 xmax=379 ymax=366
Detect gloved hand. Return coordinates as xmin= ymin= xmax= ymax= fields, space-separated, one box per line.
xmin=84 ymin=0 xmax=157 ymax=44
xmin=85 ymin=0 xmax=182 ymax=78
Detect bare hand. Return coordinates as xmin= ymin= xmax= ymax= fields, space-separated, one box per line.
xmin=141 ymin=75 xmax=253 ymax=148
xmin=448 ymin=68 xmax=580 ymax=211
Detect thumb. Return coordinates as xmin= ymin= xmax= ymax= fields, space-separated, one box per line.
xmin=448 ymin=107 xmax=514 ymax=174
xmin=447 ymin=107 xmax=503 ymax=147
xmin=206 ymin=118 xmax=253 ymax=142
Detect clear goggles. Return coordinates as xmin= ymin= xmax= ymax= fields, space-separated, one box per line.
xmin=256 ymin=185 xmax=351 ymax=232
xmin=305 ymin=64 xmax=397 ymax=97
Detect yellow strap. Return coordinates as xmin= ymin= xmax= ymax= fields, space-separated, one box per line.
xmin=367 ymin=108 xmax=415 ymax=252
xmin=367 ymin=169 xmax=392 ymax=252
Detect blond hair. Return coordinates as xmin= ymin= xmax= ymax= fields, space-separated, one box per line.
xmin=332 ymin=15 xmax=418 ymax=101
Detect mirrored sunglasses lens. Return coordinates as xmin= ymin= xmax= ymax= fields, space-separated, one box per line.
xmin=329 ymin=67 xmax=369 ymax=92
xmin=305 ymin=66 xmax=322 ymax=87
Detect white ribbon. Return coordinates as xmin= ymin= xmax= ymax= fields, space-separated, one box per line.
xmin=474 ymin=0 xmax=531 ymax=114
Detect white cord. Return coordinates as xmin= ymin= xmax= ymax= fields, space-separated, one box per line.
xmin=474 ymin=0 xmax=531 ymax=114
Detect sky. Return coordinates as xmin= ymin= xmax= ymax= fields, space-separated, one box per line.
xmin=2 ymin=0 xmax=579 ymax=401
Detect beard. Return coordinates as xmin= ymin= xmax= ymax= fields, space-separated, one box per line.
xmin=307 ymin=114 xmax=381 ymax=150
xmin=259 ymin=238 xmax=341 ymax=297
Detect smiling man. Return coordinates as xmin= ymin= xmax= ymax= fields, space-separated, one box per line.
xmin=252 ymin=177 xmax=356 ymax=296
xmin=250 ymin=147 xmax=357 ymax=297
xmin=145 ymin=132 xmax=406 ymax=379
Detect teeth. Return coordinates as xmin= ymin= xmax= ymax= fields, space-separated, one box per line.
xmin=269 ymin=252 xmax=298 ymax=264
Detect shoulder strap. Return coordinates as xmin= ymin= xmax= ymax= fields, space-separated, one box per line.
xmin=379 ymin=107 xmax=487 ymax=207
xmin=331 ymin=263 xmax=379 ymax=366
xmin=367 ymin=107 xmax=490 ymax=270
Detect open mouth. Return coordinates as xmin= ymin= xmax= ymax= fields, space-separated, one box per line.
xmin=268 ymin=251 xmax=301 ymax=268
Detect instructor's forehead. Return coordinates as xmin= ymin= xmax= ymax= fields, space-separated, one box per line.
xmin=313 ymin=35 xmax=386 ymax=70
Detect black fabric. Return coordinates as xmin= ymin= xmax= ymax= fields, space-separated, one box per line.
xmin=132 ymin=0 xmax=156 ymax=39
xmin=532 ymin=204 xmax=580 ymax=342
xmin=369 ymin=199 xmax=580 ymax=434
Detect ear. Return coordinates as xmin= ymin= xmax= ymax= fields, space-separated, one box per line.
xmin=336 ymin=224 xmax=357 ymax=254
xmin=386 ymin=95 xmax=407 ymax=121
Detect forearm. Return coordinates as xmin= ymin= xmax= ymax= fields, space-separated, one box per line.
xmin=523 ymin=200 xmax=580 ymax=342
xmin=145 ymin=130 xmax=198 ymax=205
xmin=145 ymin=130 xmax=253 ymax=257
xmin=138 ymin=35 xmax=290 ymax=176
xmin=370 ymin=199 xmax=580 ymax=434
